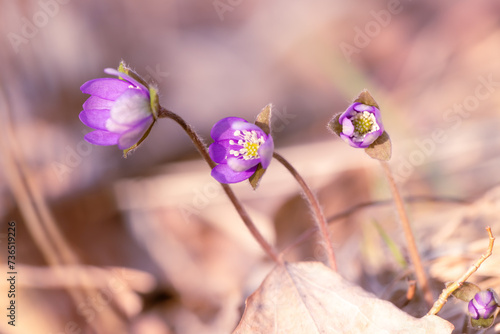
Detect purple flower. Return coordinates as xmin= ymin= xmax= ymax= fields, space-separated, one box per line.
xmin=468 ymin=290 xmax=499 ymax=320
xmin=338 ymin=102 xmax=384 ymax=148
xmin=79 ymin=68 xmax=158 ymax=152
xmin=209 ymin=117 xmax=274 ymax=184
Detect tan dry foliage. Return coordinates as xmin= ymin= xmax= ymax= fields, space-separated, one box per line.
xmin=234 ymin=262 xmax=454 ymax=334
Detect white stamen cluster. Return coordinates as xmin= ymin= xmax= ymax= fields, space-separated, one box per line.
xmin=229 ymin=129 xmax=265 ymax=160
xmin=350 ymin=111 xmax=379 ymax=142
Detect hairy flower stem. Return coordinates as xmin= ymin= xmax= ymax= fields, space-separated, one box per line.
xmin=380 ymin=161 xmax=433 ymax=307
xmin=159 ymin=107 xmax=281 ymax=264
xmin=273 ymin=152 xmax=337 ymax=271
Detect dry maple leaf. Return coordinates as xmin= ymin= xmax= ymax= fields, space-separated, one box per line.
xmin=234 ymin=262 xmax=453 ymax=334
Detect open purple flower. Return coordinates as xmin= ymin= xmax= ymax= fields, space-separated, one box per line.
xmin=209 ymin=117 xmax=274 ymax=184
xmin=338 ymin=102 xmax=384 ymax=148
xmin=468 ymin=290 xmax=499 ymax=320
xmin=79 ymin=67 xmax=158 ymax=154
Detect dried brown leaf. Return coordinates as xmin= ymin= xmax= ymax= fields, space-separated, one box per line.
xmin=354 ymin=89 xmax=380 ymax=108
xmin=254 ymin=103 xmax=273 ymax=135
xmin=448 ymin=281 xmax=480 ymax=302
xmin=364 ymin=131 xmax=392 ymax=161
xmin=234 ymin=262 xmax=453 ymax=334
xmin=250 ymin=104 xmax=273 ymax=189
xmin=327 ymin=113 xmax=342 ymax=137
xmin=249 ymin=165 xmax=266 ymax=190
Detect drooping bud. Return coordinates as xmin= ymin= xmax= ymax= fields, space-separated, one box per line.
xmin=468 ymin=289 xmax=500 ymax=329
xmin=79 ymin=62 xmax=159 ymax=157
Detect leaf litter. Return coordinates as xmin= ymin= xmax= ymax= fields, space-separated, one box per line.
xmin=234 ymin=262 xmax=454 ymax=333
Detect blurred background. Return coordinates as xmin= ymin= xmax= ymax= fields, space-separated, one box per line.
xmin=1 ymin=0 xmax=500 ymax=333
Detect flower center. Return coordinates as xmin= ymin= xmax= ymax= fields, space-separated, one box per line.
xmin=350 ymin=111 xmax=379 ymax=140
xmin=244 ymin=142 xmax=259 ymax=157
xmin=229 ymin=129 xmax=265 ymax=160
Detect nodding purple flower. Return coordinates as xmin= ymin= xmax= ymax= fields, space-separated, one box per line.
xmin=468 ymin=290 xmax=499 ymax=320
xmin=79 ymin=68 xmax=158 ymax=153
xmin=208 ymin=117 xmax=274 ymax=184
xmin=338 ymin=102 xmax=384 ymax=148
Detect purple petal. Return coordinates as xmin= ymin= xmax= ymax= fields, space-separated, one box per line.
xmin=339 ymin=104 xmax=357 ymax=123
xmin=475 ymin=291 xmax=494 ymax=306
xmin=341 ymin=118 xmax=354 ymax=136
xmin=109 ymin=88 xmax=151 ymax=126
xmin=79 ymin=109 xmax=111 ymax=130
xmin=370 ymin=109 xmax=384 ymax=133
xmin=227 ymin=156 xmax=260 ymax=172
xmin=211 ymin=164 xmax=258 ymax=184
xmin=360 ymin=130 xmax=382 ymax=147
xmin=81 ymin=78 xmax=130 ymax=100
xmin=83 ymin=96 xmax=115 ymax=110
xmin=104 ymin=68 xmax=149 ymax=93
xmin=468 ymin=301 xmax=479 ymax=320
xmin=211 ymin=117 xmax=248 ymax=140
xmin=353 ymin=103 xmax=375 ymax=112
xmin=258 ymin=135 xmax=274 ymax=169
xmin=105 ymin=119 xmax=131 ymax=134
xmin=209 ymin=141 xmax=229 ymax=163
xmin=84 ymin=130 xmax=120 ymax=146
xmin=338 ymin=112 xmax=347 ymax=125
xmin=232 ymin=121 xmax=267 ymax=134
xmin=117 ymin=116 xmax=153 ymax=150
xmin=340 ymin=133 xmax=363 ymax=148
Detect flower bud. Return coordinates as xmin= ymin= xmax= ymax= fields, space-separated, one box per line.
xmin=468 ymin=289 xmax=499 ymax=320
xmin=328 ymin=90 xmax=392 ymax=161
xmin=337 ymin=102 xmax=384 ymax=149
xmin=79 ymin=62 xmax=159 ymax=157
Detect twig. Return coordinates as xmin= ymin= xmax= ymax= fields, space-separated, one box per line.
xmin=273 ymin=152 xmax=337 ymax=271
xmin=160 ymin=108 xmax=281 ymax=264
xmin=380 ymin=161 xmax=434 ymax=307
xmin=427 ymin=226 xmax=495 ymax=316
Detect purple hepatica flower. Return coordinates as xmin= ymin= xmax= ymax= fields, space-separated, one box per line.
xmin=468 ymin=290 xmax=499 ymax=320
xmin=79 ymin=68 xmax=157 ymax=151
xmin=209 ymin=117 xmax=274 ymax=184
xmin=338 ymin=102 xmax=384 ymax=148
